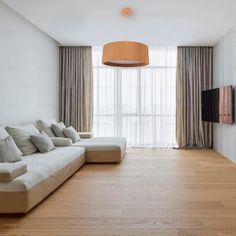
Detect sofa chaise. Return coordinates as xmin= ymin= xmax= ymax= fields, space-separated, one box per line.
xmin=73 ymin=137 xmax=126 ymax=163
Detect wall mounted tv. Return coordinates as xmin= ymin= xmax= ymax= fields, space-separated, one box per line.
xmin=202 ymin=85 xmax=234 ymax=124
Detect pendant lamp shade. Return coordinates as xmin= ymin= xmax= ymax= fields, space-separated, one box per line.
xmin=102 ymin=41 xmax=149 ymax=67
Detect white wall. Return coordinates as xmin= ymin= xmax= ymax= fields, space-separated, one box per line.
xmin=0 ymin=2 xmax=59 ymax=125
xmin=213 ymin=24 xmax=236 ymax=162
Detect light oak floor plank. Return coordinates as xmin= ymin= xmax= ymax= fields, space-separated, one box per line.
xmin=1 ymin=148 xmax=236 ymax=236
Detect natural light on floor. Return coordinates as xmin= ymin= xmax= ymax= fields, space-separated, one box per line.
xmin=92 ymin=46 xmax=177 ymax=147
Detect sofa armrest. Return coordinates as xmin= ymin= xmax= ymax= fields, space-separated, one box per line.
xmin=78 ymin=132 xmax=93 ymax=139
xmin=0 ymin=162 xmax=27 ymax=182
xmin=50 ymin=137 xmax=72 ymax=147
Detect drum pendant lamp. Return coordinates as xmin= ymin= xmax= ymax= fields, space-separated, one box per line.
xmin=102 ymin=8 xmax=149 ymax=67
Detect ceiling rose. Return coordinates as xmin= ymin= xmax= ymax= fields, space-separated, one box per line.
xmin=102 ymin=8 xmax=149 ymax=67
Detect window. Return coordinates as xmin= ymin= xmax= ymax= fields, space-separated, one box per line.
xmin=92 ymin=46 xmax=177 ymax=147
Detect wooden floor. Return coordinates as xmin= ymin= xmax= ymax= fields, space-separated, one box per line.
xmin=1 ymin=149 xmax=236 ymax=236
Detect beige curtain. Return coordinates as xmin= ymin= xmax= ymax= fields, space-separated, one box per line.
xmin=59 ymin=46 xmax=93 ymax=132
xmin=176 ymin=46 xmax=213 ymax=148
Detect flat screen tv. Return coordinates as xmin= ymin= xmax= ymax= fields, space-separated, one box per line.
xmin=202 ymin=85 xmax=233 ymax=124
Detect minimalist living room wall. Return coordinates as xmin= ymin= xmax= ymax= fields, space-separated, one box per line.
xmin=0 ymin=2 xmax=59 ymax=125
xmin=213 ymin=24 xmax=236 ymax=162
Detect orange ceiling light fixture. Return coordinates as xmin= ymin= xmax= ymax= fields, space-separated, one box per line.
xmin=102 ymin=8 xmax=149 ymax=67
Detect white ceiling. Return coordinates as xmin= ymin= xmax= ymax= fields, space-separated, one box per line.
xmin=2 ymin=0 xmax=236 ymax=46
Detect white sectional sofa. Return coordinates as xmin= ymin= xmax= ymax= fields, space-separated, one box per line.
xmin=0 ymin=121 xmax=126 ymax=213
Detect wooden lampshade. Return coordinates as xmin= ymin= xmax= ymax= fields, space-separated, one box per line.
xmin=102 ymin=41 xmax=149 ymax=67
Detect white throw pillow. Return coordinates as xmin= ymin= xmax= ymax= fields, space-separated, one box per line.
xmin=0 ymin=136 xmax=22 ymax=163
xmin=0 ymin=125 xmax=9 ymax=139
xmin=0 ymin=126 xmax=23 ymax=156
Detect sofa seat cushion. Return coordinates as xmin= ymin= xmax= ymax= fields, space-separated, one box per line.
xmin=72 ymin=137 xmax=126 ymax=163
xmin=0 ymin=147 xmax=85 ymax=192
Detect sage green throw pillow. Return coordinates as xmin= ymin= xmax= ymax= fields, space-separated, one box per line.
xmin=5 ymin=126 xmax=38 ymax=156
xmin=30 ymin=131 xmax=55 ymax=153
xmin=0 ymin=136 xmax=22 ymax=163
xmin=63 ymin=126 xmax=80 ymax=143
xmin=36 ymin=120 xmax=56 ymax=137
xmin=51 ymin=122 xmax=66 ymax=137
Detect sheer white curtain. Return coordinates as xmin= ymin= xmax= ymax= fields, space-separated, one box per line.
xmin=92 ymin=46 xmax=177 ymax=147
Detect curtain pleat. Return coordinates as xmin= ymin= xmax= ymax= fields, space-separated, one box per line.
xmin=176 ymin=46 xmax=213 ymax=148
xmin=59 ymin=46 xmax=93 ymax=132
